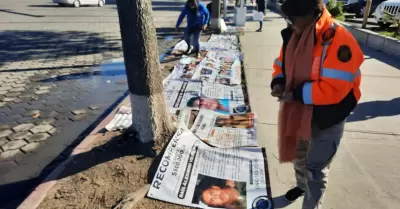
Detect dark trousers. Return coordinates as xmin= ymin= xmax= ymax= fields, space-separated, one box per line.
xmin=184 ymin=27 xmax=201 ymax=52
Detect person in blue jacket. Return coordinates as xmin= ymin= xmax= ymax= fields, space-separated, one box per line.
xmin=176 ymin=0 xmax=210 ymax=57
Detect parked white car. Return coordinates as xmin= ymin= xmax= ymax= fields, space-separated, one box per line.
xmin=374 ymin=0 xmax=400 ymax=28
xmin=53 ymin=0 xmax=105 ymax=8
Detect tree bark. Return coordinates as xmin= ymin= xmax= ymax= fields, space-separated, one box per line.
xmin=116 ymin=0 xmax=174 ymax=145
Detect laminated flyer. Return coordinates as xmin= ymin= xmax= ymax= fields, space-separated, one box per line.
xmin=190 ymin=109 xmax=257 ymax=148
xmin=147 ymin=126 xmax=271 ymax=209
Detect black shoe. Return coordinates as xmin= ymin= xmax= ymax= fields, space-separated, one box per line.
xmin=191 ymin=50 xmax=199 ymax=57
xmin=284 ymin=187 xmax=305 ymax=202
xmin=256 ymin=28 xmax=262 ymax=32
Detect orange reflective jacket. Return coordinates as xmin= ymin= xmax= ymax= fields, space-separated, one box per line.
xmin=271 ymin=9 xmax=364 ymax=129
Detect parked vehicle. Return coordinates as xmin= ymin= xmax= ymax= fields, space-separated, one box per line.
xmin=343 ymin=0 xmax=386 ymax=18
xmin=53 ymin=0 xmax=105 ymax=8
xmin=374 ymin=0 xmax=400 ymax=28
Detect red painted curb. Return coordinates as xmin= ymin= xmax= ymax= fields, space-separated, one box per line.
xmin=17 ymin=96 xmax=130 ymax=209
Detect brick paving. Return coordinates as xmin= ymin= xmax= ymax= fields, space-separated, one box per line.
xmin=0 ymin=1 xmax=182 ymax=205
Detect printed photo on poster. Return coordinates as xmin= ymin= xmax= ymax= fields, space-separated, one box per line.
xmin=186 ymin=97 xmax=249 ymax=115
xmin=214 ymin=113 xmax=255 ymax=129
xmin=191 ymin=174 xmax=247 ymax=209
xmin=200 ymin=68 xmax=214 ymax=75
xmin=186 ymin=97 xmax=230 ymax=114
xmin=217 ymin=77 xmax=231 ymax=85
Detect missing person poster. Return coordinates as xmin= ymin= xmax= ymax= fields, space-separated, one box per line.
xmin=202 ymin=82 xmax=245 ymax=101
xmin=190 ymin=109 xmax=257 ymax=148
xmin=147 ymin=126 xmax=271 ymax=209
xmin=174 ymin=108 xmax=199 ymax=129
xmin=191 ymin=56 xmax=242 ymax=85
xmin=185 ymin=96 xmax=249 ymax=115
xmin=163 ymin=80 xmax=202 ymax=116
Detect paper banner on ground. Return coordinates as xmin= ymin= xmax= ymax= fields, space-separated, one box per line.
xmin=191 ymin=56 xmax=242 ymax=85
xmin=167 ymin=56 xmax=204 ymax=81
xmin=175 ymin=108 xmax=199 ymax=129
xmin=201 ymin=82 xmax=244 ymax=101
xmin=185 ymin=96 xmax=249 ymax=115
xmin=105 ymin=106 xmax=132 ymax=131
xmin=190 ymin=109 xmax=258 ymax=148
xmin=163 ymin=80 xmax=202 ymax=116
xmin=147 ymin=126 xmax=271 ymax=209
xmin=205 ymin=34 xmax=240 ymax=51
xmin=206 ymin=50 xmax=242 ymax=62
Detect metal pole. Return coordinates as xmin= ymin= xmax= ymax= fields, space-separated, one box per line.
xmin=362 ymin=0 xmax=372 ymax=29
xmin=223 ymin=0 xmax=227 ymax=20
xmin=210 ymin=0 xmax=222 ymax=30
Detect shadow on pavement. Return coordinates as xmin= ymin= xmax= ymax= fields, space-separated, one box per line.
xmin=0 ymin=30 xmax=120 ymax=69
xmin=347 ymin=98 xmax=400 ymax=122
xmin=272 ymin=195 xmax=294 ymax=208
xmin=28 ymin=5 xmax=62 ymax=8
xmin=152 ymin=6 xmax=183 ymax=12
xmin=0 ymin=9 xmax=45 ymax=18
xmin=361 ymin=45 xmax=400 ymax=70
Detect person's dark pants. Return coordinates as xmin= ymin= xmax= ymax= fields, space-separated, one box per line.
xmin=257 ymin=9 xmax=265 ymax=30
xmin=184 ymin=27 xmax=202 ymax=52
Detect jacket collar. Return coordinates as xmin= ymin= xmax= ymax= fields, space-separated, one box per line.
xmin=315 ymin=8 xmax=334 ymax=43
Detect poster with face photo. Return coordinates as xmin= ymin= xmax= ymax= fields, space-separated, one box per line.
xmin=167 ymin=56 xmax=204 ymax=81
xmin=185 ymin=97 xmax=249 ymax=115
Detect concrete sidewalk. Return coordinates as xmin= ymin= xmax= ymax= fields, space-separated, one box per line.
xmin=241 ymin=11 xmax=400 ymax=209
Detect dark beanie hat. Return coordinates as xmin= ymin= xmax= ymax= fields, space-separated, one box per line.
xmin=281 ymin=0 xmax=325 ymax=17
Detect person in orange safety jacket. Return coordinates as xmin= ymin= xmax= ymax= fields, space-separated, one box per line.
xmin=270 ymin=0 xmax=364 ymax=208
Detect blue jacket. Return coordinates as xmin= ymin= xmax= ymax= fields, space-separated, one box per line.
xmin=176 ymin=3 xmax=210 ymax=29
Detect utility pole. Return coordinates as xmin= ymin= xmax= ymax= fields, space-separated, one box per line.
xmin=210 ymin=0 xmax=222 ymax=30
xmin=223 ymin=0 xmax=227 ymax=20
xmin=116 ymin=0 xmax=174 ymax=145
xmin=362 ymin=0 xmax=372 ymax=29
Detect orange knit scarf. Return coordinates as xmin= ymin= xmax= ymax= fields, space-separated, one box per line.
xmin=277 ymin=23 xmax=316 ymax=163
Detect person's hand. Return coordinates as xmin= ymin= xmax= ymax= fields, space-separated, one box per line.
xmin=202 ymin=25 xmax=207 ymax=31
xmin=279 ymin=92 xmax=294 ymax=102
xmin=271 ymin=84 xmax=284 ymax=98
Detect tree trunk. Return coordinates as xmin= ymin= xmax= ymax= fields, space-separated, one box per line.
xmin=116 ymin=0 xmax=174 ymax=145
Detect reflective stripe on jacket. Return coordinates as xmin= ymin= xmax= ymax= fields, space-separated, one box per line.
xmin=271 ymin=9 xmax=364 ymax=130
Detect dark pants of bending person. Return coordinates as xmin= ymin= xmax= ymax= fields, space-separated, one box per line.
xmin=184 ymin=27 xmax=202 ymax=53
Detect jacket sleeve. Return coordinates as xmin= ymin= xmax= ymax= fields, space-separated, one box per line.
xmin=270 ymin=45 xmax=285 ymax=89
xmin=176 ymin=7 xmax=187 ymax=28
xmin=201 ymin=4 xmax=210 ymax=25
xmin=293 ymin=30 xmax=364 ymax=105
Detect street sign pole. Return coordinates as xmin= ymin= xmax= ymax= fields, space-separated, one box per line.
xmin=362 ymin=0 xmax=372 ymax=29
